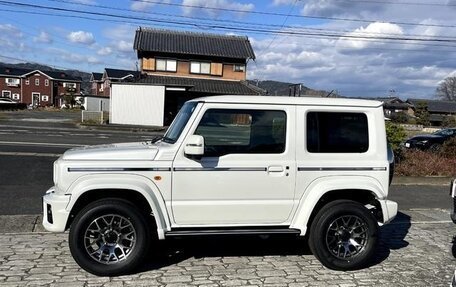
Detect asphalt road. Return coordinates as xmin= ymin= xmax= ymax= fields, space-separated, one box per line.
xmin=0 ymin=110 xmax=452 ymax=215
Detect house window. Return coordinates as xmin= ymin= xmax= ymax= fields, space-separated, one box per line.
xmin=41 ymin=95 xmax=49 ymax=102
xmin=25 ymin=79 xmax=29 ymax=85
xmin=45 ymin=79 xmax=49 ymax=86
xmin=5 ymin=78 xmax=20 ymax=86
xmin=190 ymin=62 xmax=211 ymax=74
xmin=156 ymin=59 xmax=177 ymax=72
xmin=63 ymin=82 xmax=76 ymax=89
xmin=234 ymin=64 xmax=246 ymax=72
xmin=142 ymin=58 xmax=155 ymax=70
xmin=12 ymin=94 xmax=20 ymax=100
xmin=35 ymin=79 xmax=39 ymax=86
xmin=307 ymin=112 xmax=369 ymax=153
xmin=1 ymin=90 xmax=11 ymax=98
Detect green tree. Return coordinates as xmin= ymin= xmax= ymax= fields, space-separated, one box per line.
xmin=385 ymin=122 xmax=407 ymax=154
xmin=390 ymin=112 xmax=408 ymax=124
xmin=414 ymin=102 xmax=430 ymax=126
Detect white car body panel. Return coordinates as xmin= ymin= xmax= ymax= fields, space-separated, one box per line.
xmin=43 ymin=95 xmax=397 ymax=239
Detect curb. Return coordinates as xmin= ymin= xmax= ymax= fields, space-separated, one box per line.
xmin=77 ymin=123 xmax=166 ymax=133
xmin=392 ymin=176 xmax=453 ymax=186
xmin=0 ymin=214 xmax=46 ymax=234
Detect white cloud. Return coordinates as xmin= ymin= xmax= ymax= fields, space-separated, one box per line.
xmin=248 ymin=18 xmax=456 ymax=99
xmin=115 ymin=40 xmax=133 ymax=53
xmin=182 ymin=0 xmax=254 ymax=17
xmin=67 ymin=31 xmax=95 ymax=45
xmin=97 ymin=47 xmax=112 ymax=56
xmin=0 ymin=24 xmax=23 ymax=38
xmin=130 ymin=0 xmax=171 ymax=11
xmin=272 ymin=0 xmax=295 ymax=5
xmin=337 ymin=22 xmax=404 ymax=50
xmin=34 ymin=31 xmax=53 ymax=44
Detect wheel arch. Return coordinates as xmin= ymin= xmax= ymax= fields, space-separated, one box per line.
xmin=290 ymin=176 xmax=386 ymax=235
xmin=65 ymin=174 xmax=171 ymax=239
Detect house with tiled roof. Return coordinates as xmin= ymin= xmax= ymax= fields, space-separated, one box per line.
xmin=407 ymin=98 xmax=456 ymax=126
xmin=0 ymin=66 xmax=81 ymax=107
xmin=109 ymin=27 xmax=262 ymax=126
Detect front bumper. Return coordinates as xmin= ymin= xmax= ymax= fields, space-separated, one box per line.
xmin=379 ymin=199 xmax=398 ymax=224
xmin=450 ymin=180 xmax=456 ymax=224
xmin=42 ymin=187 xmax=71 ymax=232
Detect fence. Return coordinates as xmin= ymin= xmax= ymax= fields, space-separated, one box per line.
xmin=81 ymin=111 xmax=104 ymax=124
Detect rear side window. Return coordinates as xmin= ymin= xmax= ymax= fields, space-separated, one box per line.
xmin=307 ymin=112 xmax=368 ymax=153
xmin=195 ymin=109 xmax=286 ymax=156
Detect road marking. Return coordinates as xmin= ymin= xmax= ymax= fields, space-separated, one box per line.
xmin=0 ymin=141 xmax=81 ymax=147
xmin=0 ymin=151 xmax=61 ymax=157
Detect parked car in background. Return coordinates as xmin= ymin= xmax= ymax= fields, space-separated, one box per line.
xmin=0 ymin=97 xmax=15 ymax=104
xmin=403 ymin=128 xmax=456 ymax=151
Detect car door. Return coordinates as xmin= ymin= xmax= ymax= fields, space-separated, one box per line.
xmin=171 ymin=103 xmax=296 ymax=226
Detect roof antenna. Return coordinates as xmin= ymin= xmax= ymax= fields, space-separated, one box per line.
xmin=325 ymin=90 xmax=334 ymax=97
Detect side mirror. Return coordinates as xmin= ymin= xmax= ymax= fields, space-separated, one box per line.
xmin=184 ymin=135 xmax=204 ymax=157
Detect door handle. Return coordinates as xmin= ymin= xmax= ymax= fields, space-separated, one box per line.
xmin=268 ymin=166 xmax=284 ymax=172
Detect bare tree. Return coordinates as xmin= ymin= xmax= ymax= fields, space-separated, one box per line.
xmin=436 ymin=76 xmax=456 ymax=101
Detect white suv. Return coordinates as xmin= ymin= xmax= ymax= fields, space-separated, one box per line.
xmin=42 ymin=95 xmax=398 ymax=276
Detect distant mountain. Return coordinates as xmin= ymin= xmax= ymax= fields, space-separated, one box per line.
xmin=247 ymin=80 xmax=334 ymax=97
xmin=0 ymin=62 xmax=92 ymax=93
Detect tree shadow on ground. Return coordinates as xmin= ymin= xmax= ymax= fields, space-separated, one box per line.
xmin=370 ymin=211 xmax=411 ymax=267
xmin=136 ymin=212 xmax=412 ymax=274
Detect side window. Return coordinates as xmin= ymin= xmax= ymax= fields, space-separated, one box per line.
xmin=307 ymin=112 xmax=368 ymax=153
xmin=194 ymin=109 xmax=286 ymax=156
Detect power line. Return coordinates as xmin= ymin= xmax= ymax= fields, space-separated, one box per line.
xmin=1 ymin=1 xmax=456 ymax=46
xmin=343 ymin=0 xmax=453 ymax=7
xmin=3 ymin=6 xmax=456 ymax=55
xmin=131 ymin=0 xmax=456 ymax=28
xmin=47 ymin=0 xmax=456 ymax=40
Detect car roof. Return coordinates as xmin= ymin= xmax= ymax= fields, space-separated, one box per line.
xmin=190 ymin=95 xmax=383 ymax=108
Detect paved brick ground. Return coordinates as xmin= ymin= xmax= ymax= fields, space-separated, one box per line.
xmin=0 ymin=209 xmax=455 ymax=287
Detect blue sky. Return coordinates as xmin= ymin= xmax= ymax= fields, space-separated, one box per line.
xmin=0 ymin=0 xmax=455 ymax=99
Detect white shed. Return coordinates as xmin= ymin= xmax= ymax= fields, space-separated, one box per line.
xmin=110 ymin=83 xmax=165 ymax=126
xmin=83 ymin=95 xmax=110 ymax=112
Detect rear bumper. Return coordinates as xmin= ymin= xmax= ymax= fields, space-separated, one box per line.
xmin=379 ymin=199 xmax=398 ymax=224
xmin=42 ymin=187 xmax=71 ymax=232
xmin=450 ymin=180 xmax=456 ymax=224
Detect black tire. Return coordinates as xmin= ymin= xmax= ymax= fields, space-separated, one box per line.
xmin=69 ymin=198 xmax=151 ymax=276
xmin=429 ymin=143 xmax=441 ymax=152
xmin=308 ymin=200 xmax=378 ymax=271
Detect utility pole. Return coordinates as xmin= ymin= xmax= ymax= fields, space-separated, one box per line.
xmin=288 ymin=83 xmax=302 ymax=97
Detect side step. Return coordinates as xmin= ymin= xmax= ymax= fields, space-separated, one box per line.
xmin=166 ymin=228 xmax=301 ymax=237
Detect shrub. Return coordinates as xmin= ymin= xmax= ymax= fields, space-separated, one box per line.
xmin=442 ymin=116 xmax=456 ymax=127
xmin=390 ymin=112 xmax=408 ymax=124
xmin=440 ymin=137 xmax=456 ymax=158
xmin=395 ymin=149 xmax=456 ymax=176
xmin=386 ymin=122 xmax=407 ymax=154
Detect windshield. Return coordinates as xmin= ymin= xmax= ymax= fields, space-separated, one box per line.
xmin=433 ymin=129 xmax=454 ymax=136
xmin=162 ymin=101 xmax=198 ymax=144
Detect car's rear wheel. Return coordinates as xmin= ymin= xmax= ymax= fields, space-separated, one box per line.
xmin=69 ymin=199 xmax=151 ymax=276
xmin=309 ymin=200 xmax=378 ymax=271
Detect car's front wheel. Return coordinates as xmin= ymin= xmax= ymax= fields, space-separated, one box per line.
xmin=69 ymin=199 xmax=151 ymax=276
xmin=309 ymin=200 xmax=378 ymax=271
